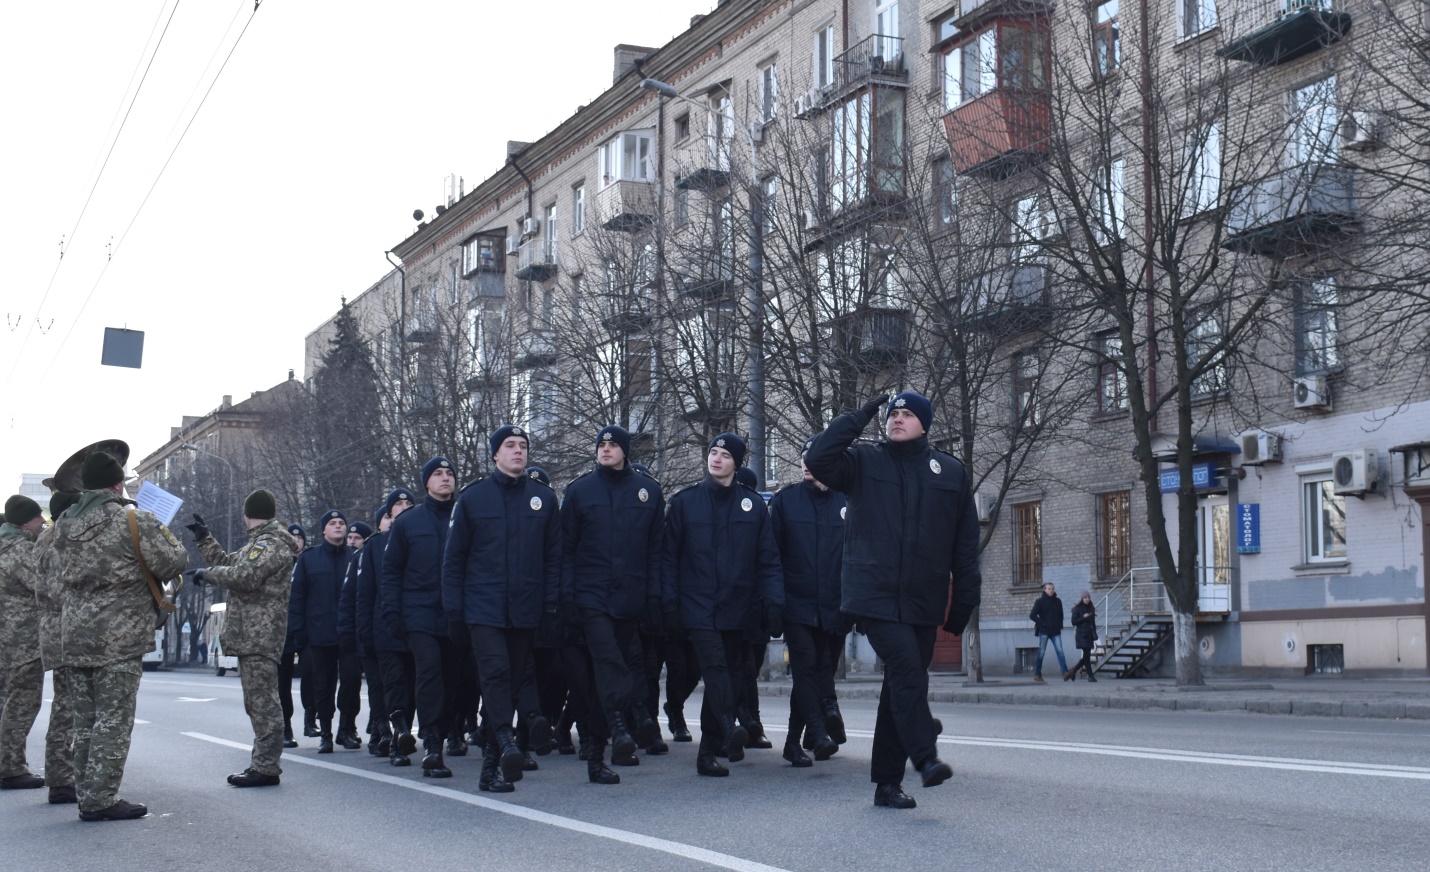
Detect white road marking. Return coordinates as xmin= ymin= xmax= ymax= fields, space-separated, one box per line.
xmin=766 ymin=726 xmax=1430 ymax=780
xmin=183 ymin=732 xmax=792 ymax=872
xmin=134 ymin=719 xmax=150 ymax=725
xmin=176 ymin=697 xmax=217 ymax=702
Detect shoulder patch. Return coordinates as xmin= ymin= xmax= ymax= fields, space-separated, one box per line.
xmin=246 ymin=541 xmax=270 ymax=562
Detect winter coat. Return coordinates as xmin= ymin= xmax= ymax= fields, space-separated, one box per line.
xmin=804 ymin=408 xmax=982 ymax=632
xmin=442 ymin=470 xmax=561 ymax=630
xmin=382 ymin=495 xmax=456 ymax=637
xmin=661 ymin=476 xmax=783 ymax=632
xmin=1072 ymin=601 xmax=1098 ymax=649
xmin=198 ymin=520 xmax=300 ymax=661
xmin=288 ymin=539 xmax=352 ymax=648
xmin=560 ymin=464 xmax=664 ymax=619
xmin=1029 ymin=592 xmax=1065 ymax=637
xmin=355 ymin=529 xmax=405 ymax=654
xmin=768 ymin=480 xmax=849 ymax=633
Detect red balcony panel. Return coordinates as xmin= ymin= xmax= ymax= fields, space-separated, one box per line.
xmin=944 ymin=88 xmax=1049 ymax=176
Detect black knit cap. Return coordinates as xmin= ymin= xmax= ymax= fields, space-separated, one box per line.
xmin=595 ymin=425 xmax=632 ymax=460
xmin=4 ymin=495 xmax=42 ymax=527
xmin=384 ymin=487 xmax=415 ymax=517
xmin=709 ymin=433 xmax=746 ymax=468
xmin=287 ymin=523 xmax=306 ymax=539
xmin=489 ymin=424 xmax=529 ymax=459
xmin=81 ymin=451 xmax=125 ymax=489
xmin=49 ymin=491 xmax=80 ymax=519
xmin=349 ymin=521 xmax=373 ymax=540
xmin=318 ymin=509 xmax=346 ymax=530
xmin=526 ymin=466 xmax=551 ymax=487
xmin=886 ymin=391 xmax=933 ymax=433
xmin=421 ymin=457 xmax=453 ymax=488
xmin=242 ymin=489 xmax=276 ymax=520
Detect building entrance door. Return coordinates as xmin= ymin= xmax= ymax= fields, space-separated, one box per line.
xmin=1197 ymin=496 xmax=1232 ymax=613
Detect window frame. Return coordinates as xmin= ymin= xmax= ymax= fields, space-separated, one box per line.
xmin=1182 ymin=122 xmax=1221 ymax=218
xmin=1176 ymin=0 xmax=1218 ymax=40
xmin=814 ymin=23 xmax=837 ymax=90
xmin=1186 ymin=307 xmax=1228 ymax=397
xmin=933 ymin=156 xmax=957 ymax=231
xmin=1294 ymin=275 xmax=1340 ymax=375
xmin=1013 ymin=500 xmax=1044 ymax=586
xmin=1013 ymin=347 xmax=1041 ymax=430
xmin=1093 ymin=0 xmax=1121 ymax=79
xmin=758 ymin=61 xmax=779 ymax=124
xmin=1302 ymin=473 xmax=1347 ymax=563
xmin=572 ymin=184 xmax=586 ymax=235
xmin=598 ymin=130 xmax=656 ymax=191
xmin=1289 ymin=75 xmax=1339 ymax=166
xmin=1095 ymin=157 xmax=1126 ymax=243
xmin=1098 ymin=490 xmax=1132 ymax=579
xmin=1096 ymin=329 xmax=1128 ymax=414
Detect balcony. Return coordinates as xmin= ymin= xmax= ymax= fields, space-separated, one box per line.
xmin=944 ymin=88 xmax=1049 ymax=178
xmin=600 ymin=298 xmax=654 ymax=334
xmin=469 ymin=271 xmax=505 ymax=300
xmin=675 ymin=251 xmax=735 ymax=301
xmin=675 ymin=166 xmax=731 ymax=193
xmin=513 ymin=330 xmax=557 ymax=370
xmin=515 ymin=240 xmax=559 ymax=283
xmin=1217 ymin=3 xmax=1352 ymax=67
xmin=597 ymin=180 xmax=656 ymax=232
xmin=405 ymin=310 xmax=440 ymax=345
xmin=959 ymin=263 xmax=1052 ymax=331
xmin=831 ymin=307 xmax=910 ymax=370
xmin=1222 ymin=162 xmax=1356 ymax=256
xmin=950 ymin=0 xmax=1054 ymax=31
xmin=407 ymin=382 xmax=441 ymax=418
xmin=828 ymin=34 xmax=909 ymax=103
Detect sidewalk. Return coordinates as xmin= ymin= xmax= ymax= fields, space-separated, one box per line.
xmin=757 ymin=673 xmax=1430 ymax=720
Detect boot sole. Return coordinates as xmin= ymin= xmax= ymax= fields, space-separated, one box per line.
xmin=397 ymin=735 xmax=418 ymax=756
xmin=782 ymin=750 xmax=813 ymax=768
xmin=79 ymin=805 xmax=147 ymax=821
xmin=422 ymin=769 xmax=452 ymax=778
xmin=813 ymin=740 xmax=838 ymax=762
xmin=612 ymin=735 xmax=637 ymax=760
xmin=874 ymin=796 xmax=917 ymax=809
xmin=500 ymin=749 xmax=525 ymax=783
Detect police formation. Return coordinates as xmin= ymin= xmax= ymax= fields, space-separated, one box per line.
xmin=0 ymin=392 xmax=982 ymax=820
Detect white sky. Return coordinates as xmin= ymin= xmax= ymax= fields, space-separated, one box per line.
xmin=2 ymin=0 xmax=709 ymax=493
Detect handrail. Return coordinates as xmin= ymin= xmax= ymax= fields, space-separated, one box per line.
xmin=1095 ymin=566 xmax=1164 ymax=649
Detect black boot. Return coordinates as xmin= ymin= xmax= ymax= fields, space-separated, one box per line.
xmin=822 ymin=698 xmax=847 ymax=745
xmin=496 ymin=726 xmax=524 ymax=783
xmin=721 ymin=714 xmax=747 ymax=763
xmin=587 ymin=741 xmax=620 ymax=785
xmin=576 ymin=734 xmax=593 ymax=762
xmin=556 ymin=727 xmax=576 ymax=755
xmin=338 ymin=726 xmax=362 ymax=750
xmin=522 ymin=750 xmax=539 ymax=772
xmin=740 ymin=706 xmax=773 ymax=750
xmin=645 ymin=734 xmax=669 ymax=755
xmin=390 ymin=711 xmax=417 ymax=757
xmin=303 ymin=711 xmax=319 ymax=738
xmin=611 ymin=740 xmax=640 ymax=767
xmin=874 ymin=783 xmax=916 ymax=809
xmin=918 ymin=757 xmax=953 ymax=788
xmin=375 ymin=723 xmax=392 ymax=756
xmin=422 ymin=735 xmax=452 ymax=778
xmin=696 ymin=738 xmax=728 ymax=777
xmin=368 ymin=731 xmax=384 ymax=756
xmin=318 ymin=720 xmax=334 ymax=754
xmin=527 ymin=714 xmax=555 ymax=755
xmin=782 ymin=737 xmax=812 ymax=768
xmin=633 ymin=708 xmax=659 ymax=749
xmin=446 ymin=734 xmax=468 ymax=757
xmin=805 ymin=718 xmax=838 ymax=762
xmin=609 ymin=712 xmax=637 ymax=761
xmin=664 ymin=702 xmax=692 ymax=742
xmin=479 ymin=740 xmax=514 ymax=793
xmin=282 ymin=721 xmax=298 ymax=749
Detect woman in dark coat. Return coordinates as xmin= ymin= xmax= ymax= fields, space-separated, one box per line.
xmin=1069 ymin=591 xmax=1098 ymax=682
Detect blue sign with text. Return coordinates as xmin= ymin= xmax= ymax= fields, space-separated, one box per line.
xmin=1236 ymin=503 xmax=1260 ymax=554
xmin=1159 ymin=462 xmax=1218 ymax=493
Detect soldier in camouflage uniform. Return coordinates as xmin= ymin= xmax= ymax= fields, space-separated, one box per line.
xmin=34 ymin=490 xmax=82 ymax=804
xmin=0 ymin=495 xmax=47 ymax=792
xmin=52 ymin=452 xmax=188 ymax=821
xmin=190 ymin=489 xmax=300 ymax=786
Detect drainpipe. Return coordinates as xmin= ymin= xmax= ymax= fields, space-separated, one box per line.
xmin=1139 ymin=0 xmax=1158 ymax=429
xmin=508 ymin=155 xmax=535 ymax=221
xmin=385 ymin=251 xmax=406 ymax=443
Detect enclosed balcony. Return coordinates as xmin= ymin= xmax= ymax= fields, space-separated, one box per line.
xmin=958 ymin=262 xmax=1052 ymax=331
xmin=405 ymin=308 xmax=440 ymax=345
xmin=597 ymin=179 xmax=656 ymax=232
xmin=1222 ymin=162 xmax=1356 ymax=256
xmin=515 ymin=239 xmax=559 ymax=283
xmin=674 ymin=251 xmax=735 ymax=301
xmin=1217 ymin=2 xmax=1352 ymax=67
xmin=600 ymin=298 xmax=655 ymax=334
xmin=941 ymin=20 xmax=1049 ymax=178
xmin=830 ymin=307 xmax=911 ymax=370
xmin=513 ymin=330 xmax=557 ymax=370
xmin=469 ymin=272 xmax=505 ymax=300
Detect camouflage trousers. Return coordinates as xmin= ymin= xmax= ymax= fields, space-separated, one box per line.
xmin=45 ymin=667 xmax=76 ymax=788
xmin=72 ymin=660 xmax=142 ymax=813
xmin=0 ymin=657 xmax=44 ymax=778
xmin=239 ymin=655 xmax=284 ymax=776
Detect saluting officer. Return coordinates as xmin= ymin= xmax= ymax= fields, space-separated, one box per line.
xmin=661 ymin=433 xmax=783 ymax=777
xmin=443 ymin=425 xmax=561 ymax=792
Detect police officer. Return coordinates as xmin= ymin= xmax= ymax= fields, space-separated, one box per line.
xmin=806 ymin=392 xmax=981 ymax=809
xmin=732 ymin=467 xmax=773 ymax=751
xmin=364 ymin=488 xmax=417 ymax=765
xmin=0 ymin=495 xmax=46 ymax=792
xmin=335 ymin=520 xmax=373 ymax=749
xmin=53 ymin=451 xmax=188 ymax=820
xmin=560 ymin=426 xmax=664 ymax=780
xmin=190 ymin=489 xmax=302 ymax=786
xmin=768 ymin=438 xmax=847 ymax=767
xmin=662 ymin=433 xmax=783 ymax=777
xmin=383 ymin=459 xmax=460 ymax=778
xmin=349 ymin=508 xmax=393 ymax=755
xmin=288 ymin=509 xmax=349 ymax=753
xmin=443 ymin=425 xmax=561 ymax=791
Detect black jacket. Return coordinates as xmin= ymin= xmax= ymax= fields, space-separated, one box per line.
xmin=662 ymin=476 xmax=783 ymax=632
xmin=805 ymin=407 xmax=982 ymax=631
xmin=1071 ymin=600 xmax=1098 ymax=648
xmin=443 ymin=470 xmax=561 ymax=630
xmin=1029 ymin=592 xmax=1065 ymax=637
xmin=560 ymin=464 xmax=664 ymax=619
xmin=337 ymin=548 xmax=359 ymax=645
xmin=287 ymin=540 xmax=352 ymax=647
xmin=769 ymin=480 xmax=848 ymax=633
xmin=355 ymin=530 xmax=405 ymax=654
xmin=382 ymin=495 xmax=455 ymax=637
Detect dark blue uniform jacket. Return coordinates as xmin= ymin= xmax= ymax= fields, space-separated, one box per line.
xmin=355 ymin=529 xmax=406 ymax=654
xmin=382 ymin=495 xmax=455 ymax=637
xmin=769 ymin=479 xmax=849 ymax=633
xmin=287 ymin=540 xmax=352 ymax=647
xmin=560 ymin=465 xmax=664 ymax=619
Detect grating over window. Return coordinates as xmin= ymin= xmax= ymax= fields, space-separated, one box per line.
xmin=1014 ymin=501 xmax=1043 ymax=585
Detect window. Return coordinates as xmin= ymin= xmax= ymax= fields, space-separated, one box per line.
xmin=449 ymin=261 xmax=461 ymax=306
xmin=1183 ymin=123 xmax=1221 ymax=217
xmin=542 ymin=203 xmax=558 ymax=262
xmin=675 ymin=113 xmax=691 ymax=141
xmin=1095 ymin=158 xmax=1126 ymax=242
xmin=814 ymin=24 xmax=836 ymax=90
xmin=1093 ymin=0 xmax=1121 ymax=78
xmin=1013 ymin=349 xmax=1041 ymax=429
xmin=943 ymin=25 xmax=1045 ymax=109
xmin=933 ymin=157 xmax=956 ymax=230
xmin=759 ymin=62 xmax=779 ymax=124
xmin=462 ymin=235 xmax=501 ymax=276
xmin=675 ymin=188 xmax=690 ymax=228
xmin=1013 ymin=194 xmax=1051 ymax=262
xmin=876 ymin=0 xmax=900 ymax=63
xmin=1014 ymin=501 xmax=1043 ymax=585
xmin=1302 ymin=474 xmax=1347 ymax=562
xmin=708 ymin=91 xmax=735 ymax=171
xmin=830 ymin=88 xmax=905 ymax=214
xmin=573 ymin=185 xmax=586 ymax=234
xmin=598 ymin=131 xmax=654 ymax=189
xmin=1098 ymin=490 xmax=1132 ymax=579
xmin=1186 ymin=307 xmax=1227 ymax=396
xmin=1178 ymin=0 xmax=1217 ymax=38
xmin=1096 ymin=330 xmax=1128 ymax=413
xmin=1295 ymin=276 xmax=1340 ymax=374
xmin=1290 ymin=76 xmax=1338 ymax=165
xmin=762 ymin=176 xmax=778 ymax=236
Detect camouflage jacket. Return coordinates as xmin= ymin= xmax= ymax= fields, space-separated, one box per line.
xmin=198 ymin=520 xmax=299 ymax=661
xmin=53 ymin=491 xmax=187 ymax=668
xmin=32 ymin=523 xmax=65 ymax=670
xmin=0 ymin=523 xmax=42 ymax=669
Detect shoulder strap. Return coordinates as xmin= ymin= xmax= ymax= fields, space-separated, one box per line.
xmin=127 ymin=508 xmax=176 ymax=615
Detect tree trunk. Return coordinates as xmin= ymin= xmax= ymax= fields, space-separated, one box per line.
xmin=963 ymin=606 xmax=984 ymax=683
xmin=1172 ymin=607 xmax=1203 ymax=686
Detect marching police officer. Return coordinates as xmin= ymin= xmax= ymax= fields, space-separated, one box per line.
xmin=334 ymin=520 xmax=372 ymax=749
xmin=364 ymin=488 xmax=417 ymax=765
xmin=288 ymin=509 xmax=350 ymax=753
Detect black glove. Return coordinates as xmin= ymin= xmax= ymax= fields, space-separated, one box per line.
xmin=662 ymin=605 xmax=682 ymax=637
xmin=294 ymin=631 xmax=309 ymax=651
xmin=339 ymin=635 xmax=357 ymax=658
xmin=766 ymin=606 xmax=784 ymax=640
xmin=448 ymin=620 xmax=469 ymax=650
xmin=857 ymin=395 xmax=889 ymax=423
xmin=386 ymin=618 xmax=407 ymax=641
xmin=645 ymin=596 xmax=662 ymax=630
xmin=190 ymin=568 xmax=207 ymax=586
xmin=944 ymin=606 xmax=974 ymax=637
xmin=185 ymin=513 xmax=210 ymax=543
xmin=560 ymin=601 xmax=581 ymax=629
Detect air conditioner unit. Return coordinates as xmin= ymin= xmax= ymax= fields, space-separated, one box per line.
xmin=1332 ymin=448 xmax=1380 ymax=496
xmin=802 ymin=209 xmax=820 ymax=231
xmin=522 ymin=217 xmax=541 ymax=237
xmin=1293 ymin=374 xmax=1331 ymax=410
xmin=973 ymin=492 xmax=994 ymax=524
xmin=1240 ymin=431 xmax=1284 ymax=465
xmin=1339 ymin=111 xmax=1379 ymax=151
xmin=506 ymin=234 xmax=521 ymax=256
xmin=750 ymin=122 xmax=765 ymax=144
xmin=794 ymin=94 xmax=810 ymax=117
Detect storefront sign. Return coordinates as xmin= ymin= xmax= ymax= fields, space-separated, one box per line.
xmin=1159 ymin=462 xmax=1218 ymax=493
xmin=1236 ymin=503 xmax=1260 ymax=554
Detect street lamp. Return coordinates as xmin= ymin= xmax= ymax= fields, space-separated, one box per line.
xmin=639 ymin=77 xmax=768 ymax=489
xmin=181 ymin=442 xmax=235 ymax=547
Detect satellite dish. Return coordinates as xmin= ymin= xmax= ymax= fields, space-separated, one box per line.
xmin=413 ymin=209 xmax=425 ymax=221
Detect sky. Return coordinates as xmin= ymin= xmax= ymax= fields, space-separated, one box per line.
xmin=1 ymin=0 xmax=710 ymax=493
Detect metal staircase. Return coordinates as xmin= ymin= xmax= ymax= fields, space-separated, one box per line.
xmin=1091 ymin=567 xmax=1173 ymax=678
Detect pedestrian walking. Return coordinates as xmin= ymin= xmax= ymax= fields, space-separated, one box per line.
xmin=1029 ymin=582 xmax=1069 ymax=683
xmin=1069 ymin=591 xmax=1098 ymax=682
